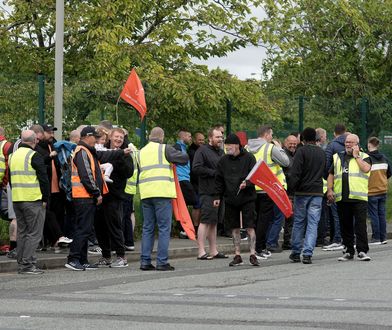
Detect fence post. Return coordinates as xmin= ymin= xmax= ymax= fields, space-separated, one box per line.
xmin=360 ymin=97 xmax=368 ymax=148
xmin=226 ymin=99 xmax=232 ymax=135
xmin=298 ymin=95 xmax=304 ymax=132
xmin=38 ymin=74 xmax=45 ymax=124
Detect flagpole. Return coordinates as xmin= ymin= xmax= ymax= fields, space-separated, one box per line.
xmin=115 ymin=96 xmax=121 ymax=126
xmin=54 ymin=0 xmax=64 ymax=140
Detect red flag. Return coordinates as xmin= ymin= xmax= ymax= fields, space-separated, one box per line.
xmin=171 ymin=165 xmax=196 ymax=241
xmin=236 ymin=131 xmax=248 ymax=147
xmin=246 ymin=160 xmax=293 ymax=217
xmin=120 ymin=69 xmax=147 ymax=120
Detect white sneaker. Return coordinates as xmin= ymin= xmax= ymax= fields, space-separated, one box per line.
xmin=124 ymin=245 xmax=135 ymax=251
xmin=110 ymin=257 xmax=128 ymax=268
xmin=88 ymin=246 xmax=102 ymax=255
xmin=357 ymin=252 xmax=371 ymax=261
xmin=322 ymin=243 xmax=343 ymax=251
xmin=381 ymin=240 xmax=388 ymax=245
xmin=58 ymin=236 xmax=73 ymax=244
xmin=368 ymin=239 xmax=382 ymax=245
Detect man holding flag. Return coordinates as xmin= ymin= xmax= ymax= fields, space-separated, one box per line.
xmin=215 ymin=134 xmax=259 ymax=266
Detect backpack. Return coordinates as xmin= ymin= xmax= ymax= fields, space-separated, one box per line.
xmin=53 ymin=141 xmax=76 ymax=201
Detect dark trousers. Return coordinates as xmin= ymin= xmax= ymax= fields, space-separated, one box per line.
xmin=43 ymin=209 xmax=63 ymax=245
xmin=283 ymin=215 xmax=293 ymax=246
xmin=255 ymin=193 xmax=274 ymax=252
xmin=337 ymin=201 xmax=369 ymax=255
xmin=68 ymin=199 xmax=96 ymax=264
xmin=50 ymin=191 xmax=66 ymax=232
xmin=95 ymin=197 xmax=125 ymax=259
xmin=122 ymin=195 xmax=134 ymax=247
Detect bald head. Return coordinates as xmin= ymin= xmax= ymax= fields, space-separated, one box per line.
xmin=149 ymin=127 xmax=164 ymax=143
xmin=284 ymin=135 xmax=298 ymax=153
xmin=69 ymin=130 xmax=81 ymax=144
xmin=21 ymin=130 xmax=37 ymax=147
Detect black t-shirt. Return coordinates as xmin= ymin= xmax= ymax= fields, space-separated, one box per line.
xmin=329 ymin=153 xmax=371 ymax=202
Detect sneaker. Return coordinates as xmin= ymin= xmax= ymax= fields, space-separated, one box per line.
xmin=255 ymin=251 xmax=268 ymax=260
xmin=267 ymin=246 xmax=282 ymax=253
xmin=94 ymin=257 xmax=112 ymax=267
xmin=19 ymin=267 xmax=44 ymax=275
xmin=381 ymin=240 xmax=388 ymax=245
xmin=58 ymin=236 xmax=73 ymax=244
xmin=249 ymin=254 xmax=260 ymax=266
xmin=229 ymin=255 xmax=243 ymax=267
xmin=6 ymin=249 xmax=17 ymax=259
xmin=51 ymin=246 xmax=62 ymax=254
xmin=302 ymin=255 xmax=312 ymax=264
xmin=88 ymin=246 xmax=102 ymax=255
xmin=156 ymin=263 xmax=175 ymax=271
xmin=110 ymin=257 xmax=128 ymax=268
xmin=289 ymin=253 xmax=300 ymax=263
xmin=65 ymin=260 xmax=85 ymax=271
xmin=124 ymin=245 xmax=135 ymax=251
xmin=338 ymin=252 xmax=354 ymax=261
xmin=357 ymin=252 xmax=371 ymax=261
xmin=323 ymin=242 xmax=344 ymax=251
xmin=240 ymin=230 xmax=248 ymax=241
xmin=179 ymin=231 xmax=188 ymax=239
xmin=83 ymin=263 xmax=99 ymax=270
xmin=368 ymin=239 xmax=382 ymax=245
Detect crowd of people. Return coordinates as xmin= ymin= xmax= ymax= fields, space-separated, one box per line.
xmin=0 ymin=121 xmax=390 ymax=274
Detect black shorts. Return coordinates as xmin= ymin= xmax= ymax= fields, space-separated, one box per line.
xmin=180 ymin=180 xmax=197 ymax=206
xmin=225 ymin=202 xmax=256 ymax=230
xmin=200 ymin=195 xmax=219 ymax=224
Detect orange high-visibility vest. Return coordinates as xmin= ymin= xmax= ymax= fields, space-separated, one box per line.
xmin=71 ymin=145 xmax=108 ymax=198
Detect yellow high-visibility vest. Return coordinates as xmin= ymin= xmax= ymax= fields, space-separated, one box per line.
xmin=251 ymin=143 xmax=287 ymax=190
xmin=9 ymin=147 xmax=42 ymax=202
xmin=0 ymin=140 xmax=6 ymax=182
xmin=138 ymin=142 xmax=176 ymax=200
xmin=125 ymin=151 xmax=138 ymax=195
xmin=333 ymin=152 xmax=369 ymax=202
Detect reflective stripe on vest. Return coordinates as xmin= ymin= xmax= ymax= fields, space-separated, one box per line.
xmin=125 ymin=151 xmax=138 ymax=195
xmin=0 ymin=140 xmax=6 ymax=181
xmin=333 ymin=152 xmax=369 ymax=202
xmin=138 ymin=142 xmax=176 ymax=200
xmin=71 ymin=145 xmax=108 ymax=198
xmin=9 ymin=147 xmax=41 ymax=201
xmin=252 ymin=143 xmax=287 ymax=190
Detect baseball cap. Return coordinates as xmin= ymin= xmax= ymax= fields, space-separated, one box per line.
xmin=42 ymin=123 xmax=58 ymax=132
xmin=80 ymin=126 xmax=100 ymax=137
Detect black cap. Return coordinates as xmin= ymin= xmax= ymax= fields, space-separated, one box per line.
xmin=225 ymin=133 xmax=241 ymax=146
xmin=80 ymin=126 xmax=100 ymax=137
xmin=42 ymin=123 xmax=58 ymax=132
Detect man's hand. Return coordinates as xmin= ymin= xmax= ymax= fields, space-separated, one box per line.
xmin=49 ymin=151 xmax=57 ymax=158
xmin=213 ymin=200 xmax=220 ymax=207
xmin=96 ymin=195 xmax=103 ymax=205
xmin=239 ymin=181 xmax=247 ymax=190
xmin=123 ymin=147 xmax=132 ymax=155
xmin=326 ymin=189 xmax=335 ymax=203
xmin=42 ymin=202 xmax=47 ymax=208
xmin=272 ymin=139 xmax=282 ymax=148
xmin=352 ymin=145 xmax=360 ymax=158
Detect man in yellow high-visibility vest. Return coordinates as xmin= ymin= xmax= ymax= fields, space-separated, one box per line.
xmin=327 ymin=134 xmax=372 ymax=261
xmin=138 ymin=127 xmax=188 ymax=271
xmin=9 ymin=130 xmax=50 ymax=275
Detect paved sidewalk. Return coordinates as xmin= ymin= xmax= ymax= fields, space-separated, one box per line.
xmin=1 ymin=223 xmax=391 ymax=273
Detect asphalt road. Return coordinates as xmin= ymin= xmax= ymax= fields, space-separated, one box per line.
xmin=1 ymin=244 xmax=392 ymax=330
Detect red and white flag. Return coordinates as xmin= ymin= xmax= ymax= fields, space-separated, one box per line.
xmin=245 ymin=159 xmax=293 ymax=217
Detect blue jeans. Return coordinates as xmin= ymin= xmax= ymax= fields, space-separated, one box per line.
xmin=291 ymin=196 xmax=322 ymax=256
xmin=368 ymin=194 xmax=387 ymax=241
xmin=266 ymin=205 xmax=284 ymax=248
xmin=140 ymin=198 xmax=172 ymax=266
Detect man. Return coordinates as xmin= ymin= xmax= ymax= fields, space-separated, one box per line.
xmin=323 ymin=124 xmax=347 ymax=251
xmin=138 ymin=127 xmax=188 ymax=271
xmin=367 ymin=137 xmax=391 ymax=245
xmin=282 ymin=134 xmax=298 ymax=249
xmin=327 ymin=134 xmax=372 ymax=261
xmin=94 ymin=128 xmax=133 ymax=268
xmin=66 ymin=126 xmax=131 ymax=271
xmin=215 ymin=134 xmax=259 ymax=266
xmin=247 ymin=125 xmax=289 ymax=258
xmin=188 ymin=132 xmax=205 ymax=230
xmin=69 ymin=130 xmax=81 ymax=144
xmin=288 ymin=128 xmax=325 ymax=264
xmin=9 ymin=130 xmax=49 ymax=274
xmin=316 ymin=128 xmax=328 ymax=150
xmin=193 ymin=128 xmax=226 ymax=260
xmin=173 ymin=129 xmax=197 ymax=239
